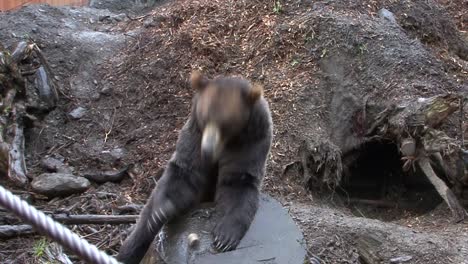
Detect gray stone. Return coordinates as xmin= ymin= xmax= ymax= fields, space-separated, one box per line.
xmin=110 ymin=147 xmax=126 ymax=160
xmin=98 ymin=15 xmax=112 ymax=22
xmin=154 ymin=194 xmax=307 ymax=264
xmin=19 ymin=193 xmax=34 ymax=204
xmin=378 ymin=8 xmax=397 ymax=24
xmin=91 ymin=93 xmax=101 ymax=101
xmin=143 ymin=18 xmax=156 ymax=28
xmin=41 ymin=156 xmax=73 ymax=174
xmin=113 ymin=13 xmax=128 ymax=22
xmin=390 ymin=256 xmax=413 ymax=263
xmin=69 ymin=106 xmax=87 ymax=119
xmin=99 ymin=85 xmax=112 ymax=95
xmin=100 ymin=147 xmax=127 ymax=164
xmin=31 ymin=173 xmax=90 ymax=197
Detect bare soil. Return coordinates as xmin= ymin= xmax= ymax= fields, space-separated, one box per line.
xmin=0 ymin=0 xmax=467 ymax=263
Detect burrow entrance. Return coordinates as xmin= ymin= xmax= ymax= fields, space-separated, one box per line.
xmin=337 ymin=141 xmax=443 ymax=221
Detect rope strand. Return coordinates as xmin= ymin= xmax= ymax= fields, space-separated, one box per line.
xmin=0 ymin=184 xmax=121 ymax=264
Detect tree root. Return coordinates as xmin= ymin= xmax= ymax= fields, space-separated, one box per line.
xmin=298 ymin=139 xmax=343 ymax=190
xmin=0 ymin=40 xmax=59 ymax=186
xmin=418 ymin=156 xmax=466 ymax=222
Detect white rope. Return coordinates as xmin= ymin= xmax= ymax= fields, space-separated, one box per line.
xmin=0 ymin=184 xmax=121 ymax=264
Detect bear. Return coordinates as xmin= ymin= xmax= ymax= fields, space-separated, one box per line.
xmin=116 ymin=71 xmax=273 ymax=264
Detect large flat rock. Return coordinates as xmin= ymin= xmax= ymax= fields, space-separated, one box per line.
xmin=153 ymin=194 xmax=306 ymax=264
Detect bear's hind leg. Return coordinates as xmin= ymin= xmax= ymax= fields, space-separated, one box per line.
xmin=212 ymin=174 xmax=259 ymax=252
xmin=117 ymin=162 xmax=206 ymax=264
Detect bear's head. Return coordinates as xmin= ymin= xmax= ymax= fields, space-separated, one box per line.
xmin=190 ymin=71 xmax=264 ymax=164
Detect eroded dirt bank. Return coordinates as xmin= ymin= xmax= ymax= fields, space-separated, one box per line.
xmin=0 ymin=0 xmax=467 ymax=263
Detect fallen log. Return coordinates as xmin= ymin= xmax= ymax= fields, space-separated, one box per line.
xmin=8 ymin=118 xmax=28 ymax=182
xmin=347 ymin=198 xmax=420 ymax=209
xmin=356 ymin=234 xmax=383 ymax=264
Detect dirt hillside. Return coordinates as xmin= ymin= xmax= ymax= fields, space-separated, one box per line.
xmin=0 ymin=0 xmax=467 ymax=263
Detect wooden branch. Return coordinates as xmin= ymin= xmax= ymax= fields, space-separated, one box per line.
xmin=430 ymin=152 xmax=457 ymax=184
xmin=39 ymin=242 xmax=73 ymax=264
xmin=356 ymin=234 xmax=383 ymax=264
xmin=0 ymin=224 xmax=34 ymax=238
xmin=8 ymin=119 xmax=28 ymax=184
xmin=348 ymin=199 xmax=416 ymax=209
xmin=459 ymin=97 xmax=465 ymax=147
xmin=0 ymin=143 xmax=10 ymax=179
xmin=0 ymin=214 xmax=139 ymax=238
xmin=418 ymin=157 xmax=466 ymax=222
xmin=51 ymin=214 xmax=138 ymax=225
xmin=81 ymin=166 xmax=130 ymax=184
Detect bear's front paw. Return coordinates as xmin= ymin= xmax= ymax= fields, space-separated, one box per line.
xmin=211 ymin=218 xmax=246 ymax=252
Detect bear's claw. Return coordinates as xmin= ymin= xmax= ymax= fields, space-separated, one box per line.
xmin=212 ymin=220 xmax=243 ymax=253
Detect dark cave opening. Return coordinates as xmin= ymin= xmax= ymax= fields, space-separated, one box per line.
xmin=337 ymin=141 xmax=443 ymax=220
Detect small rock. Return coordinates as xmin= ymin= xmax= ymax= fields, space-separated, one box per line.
xmin=115 ymin=204 xmax=143 ymax=214
xmin=69 ymin=106 xmax=86 ymax=120
xmin=31 ymin=173 xmax=90 ymax=197
xmin=309 ymin=256 xmax=321 ymax=264
xmin=41 ymin=156 xmax=73 ymax=174
xmin=82 ymin=166 xmax=129 ymax=184
xmin=91 ymin=94 xmax=101 ymax=101
xmin=99 ymin=86 xmax=112 ymax=95
xmin=390 ymin=256 xmax=413 ymax=263
xmin=110 ymin=148 xmax=126 ymax=160
xmin=113 ymin=13 xmax=128 ymax=22
xmin=98 ymin=15 xmax=111 ymax=22
xmin=101 ymin=147 xmax=127 ymax=164
xmin=378 ymin=8 xmax=397 ymax=24
xmin=19 ymin=193 xmax=34 ymax=204
xmin=143 ymin=18 xmax=156 ymax=28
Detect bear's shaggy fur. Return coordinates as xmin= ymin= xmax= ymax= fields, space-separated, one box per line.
xmin=116 ymin=72 xmax=273 ymax=264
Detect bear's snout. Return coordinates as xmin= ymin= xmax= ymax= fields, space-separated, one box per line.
xmin=201 ymin=122 xmax=222 ymax=164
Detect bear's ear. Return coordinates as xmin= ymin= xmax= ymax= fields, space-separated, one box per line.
xmin=190 ymin=70 xmax=208 ymax=91
xmin=247 ymin=83 xmax=264 ymax=104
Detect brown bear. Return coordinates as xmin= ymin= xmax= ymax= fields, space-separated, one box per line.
xmin=116 ymin=71 xmax=273 ymax=264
